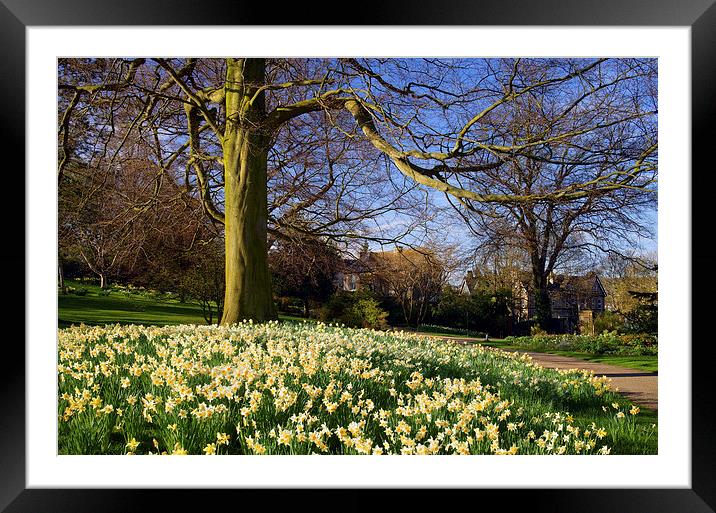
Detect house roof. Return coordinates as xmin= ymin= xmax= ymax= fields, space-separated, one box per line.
xmin=549 ymin=273 xmax=606 ymax=297
xmin=516 ymin=272 xmax=606 ymax=297
xmin=339 ymin=257 xmax=370 ymax=274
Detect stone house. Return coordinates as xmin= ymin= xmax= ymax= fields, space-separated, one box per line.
xmin=512 ymin=272 xmax=607 ymax=333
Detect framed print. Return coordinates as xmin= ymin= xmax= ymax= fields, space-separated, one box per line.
xmin=3 ymin=0 xmax=715 ymax=511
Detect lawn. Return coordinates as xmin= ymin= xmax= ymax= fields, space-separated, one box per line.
xmin=478 ymin=340 xmax=658 ymax=373
xmin=58 ymin=280 xmax=313 ymax=328
xmin=58 ymin=322 xmax=657 ymax=455
xmin=409 ymin=332 xmax=658 ymax=373
xmin=59 ymin=280 xmax=206 ymax=327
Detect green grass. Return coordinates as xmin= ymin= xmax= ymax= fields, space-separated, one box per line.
xmin=408 ymin=331 xmax=657 ymax=374
xmin=59 ymin=280 xmax=208 ymax=327
xmin=58 ymin=279 xmax=314 ymax=328
xmin=536 ymin=352 xmax=657 ymax=373
xmin=477 ymin=339 xmax=658 ymax=373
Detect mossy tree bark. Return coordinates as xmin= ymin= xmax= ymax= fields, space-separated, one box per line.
xmin=220 ymin=58 xmax=277 ymax=324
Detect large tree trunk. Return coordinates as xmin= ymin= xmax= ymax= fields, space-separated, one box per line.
xmin=220 ymin=58 xmax=277 ymax=324
xmin=531 ymin=268 xmax=552 ymax=331
xmin=58 ymin=259 xmax=66 ymax=295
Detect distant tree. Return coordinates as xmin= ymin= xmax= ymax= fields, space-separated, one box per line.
xmin=58 ymin=149 xmax=212 ymax=291
xmin=178 ymin=239 xmax=225 ymax=324
xmin=432 ymin=286 xmax=512 ymax=337
xmin=269 ymin=234 xmax=341 ymax=317
xmin=623 ymin=290 xmax=658 ymax=334
xmin=58 ymin=164 xmax=145 ymax=289
xmin=368 ymin=246 xmax=452 ymax=327
xmin=464 ymin=244 xmax=530 ymax=295
xmin=415 ymin=60 xmax=658 ymax=330
xmin=599 ymin=253 xmax=658 ymax=315
xmin=593 ymin=310 xmax=626 ymax=334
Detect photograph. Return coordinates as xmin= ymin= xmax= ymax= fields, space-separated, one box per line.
xmin=56 ymin=57 xmax=660 ymax=456
xmin=1 ymin=4 xmax=710 ymax=508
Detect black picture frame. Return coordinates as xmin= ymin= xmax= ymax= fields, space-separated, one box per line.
xmin=2 ymin=1 xmax=714 ymax=511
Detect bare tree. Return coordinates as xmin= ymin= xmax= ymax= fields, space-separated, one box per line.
xmin=599 ymin=252 xmax=658 ymax=315
xmin=269 ymin=233 xmax=341 ymax=317
xmin=368 ymin=246 xmax=452 ymax=327
xmin=59 ymin=58 xmax=435 ymax=323
xmin=336 ymin=59 xmax=657 ymax=329
xmin=59 ymin=163 xmax=146 ymax=289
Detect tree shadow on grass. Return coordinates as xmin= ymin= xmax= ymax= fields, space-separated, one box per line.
xmin=58 ymin=293 xmax=208 ymax=327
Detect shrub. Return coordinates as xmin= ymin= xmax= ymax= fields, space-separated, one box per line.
xmin=319 ymin=291 xmax=389 ymax=330
xmin=504 ymin=332 xmax=657 ymax=356
xmin=431 ymin=287 xmax=512 ymax=337
xmin=624 ymin=292 xmax=658 ymax=335
xmin=348 ymin=298 xmax=389 ymax=330
xmin=530 ymin=324 xmax=548 ymax=336
xmin=594 ymin=311 xmax=625 ymax=334
xmin=276 ymin=296 xmax=306 ymax=317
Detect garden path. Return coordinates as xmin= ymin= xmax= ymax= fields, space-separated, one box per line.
xmin=438 ymin=336 xmax=658 ymax=411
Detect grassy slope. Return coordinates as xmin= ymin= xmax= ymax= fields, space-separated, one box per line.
xmin=58 ymin=323 xmax=658 ymax=455
xmin=58 ymin=280 xmax=315 ymax=328
xmin=59 ymin=281 xmax=208 ymax=327
xmin=408 ymin=332 xmax=658 ymax=373
xmin=58 ymin=282 xmax=657 ymax=434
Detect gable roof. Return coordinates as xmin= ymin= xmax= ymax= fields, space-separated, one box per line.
xmin=550 ymin=273 xmax=606 ymax=297
xmin=514 ymin=272 xmax=606 ymax=297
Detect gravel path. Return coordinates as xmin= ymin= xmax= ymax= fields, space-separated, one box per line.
xmin=435 ymin=336 xmax=658 ymax=411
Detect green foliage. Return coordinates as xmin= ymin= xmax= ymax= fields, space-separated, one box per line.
xmin=532 ymin=288 xmax=553 ymax=331
xmin=269 ymin=235 xmax=341 ymax=315
xmin=319 ymin=291 xmax=389 ymax=330
xmin=432 ymin=286 xmax=512 ymax=337
xmin=594 ymin=311 xmax=625 ymax=334
xmin=504 ymin=332 xmax=658 ymax=356
xmin=349 ymin=298 xmax=389 ymax=330
xmin=530 ymin=324 xmax=548 ymax=336
xmin=624 ymin=291 xmax=658 ymax=335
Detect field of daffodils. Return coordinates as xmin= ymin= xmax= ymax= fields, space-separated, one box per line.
xmin=58 ymin=321 xmax=656 ymax=455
